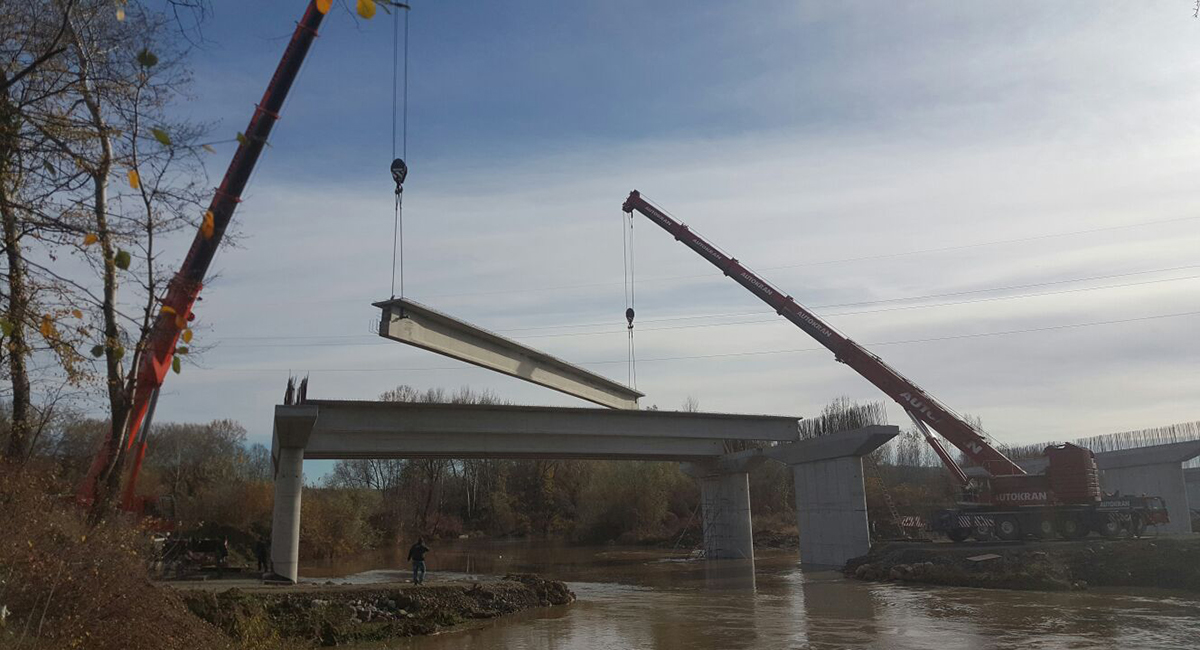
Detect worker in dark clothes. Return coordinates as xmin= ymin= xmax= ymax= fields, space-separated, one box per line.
xmin=254 ymin=536 xmax=270 ymax=573
xmin=407 ymin=537 xmax=430 ymax=584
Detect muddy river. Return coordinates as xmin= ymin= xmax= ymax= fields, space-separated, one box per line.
xmin=301 ymin=539 xmax=1200 ymax=649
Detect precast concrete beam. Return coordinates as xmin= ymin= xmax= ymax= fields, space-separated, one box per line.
xmin=309 ymin=431 xmax=725 ymax=461
xmin=376 ymin=298 xmax=643 ymax=410
xmin=773 ymin=426 xmax=899 ymax=568
xmin=274 ymin=401 xmax=799 ymax=461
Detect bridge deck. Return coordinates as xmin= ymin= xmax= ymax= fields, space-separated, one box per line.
xmin=275 ymin=400 xmax=800 ymax=461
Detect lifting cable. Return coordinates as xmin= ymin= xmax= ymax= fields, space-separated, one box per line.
xmin=389 ymin=3 xmax=412 ymax=298
xmin=622 ymin=210 xmax=637 ymax=388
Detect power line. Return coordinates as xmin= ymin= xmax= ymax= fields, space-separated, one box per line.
xmin=207 ymin=270 xmax=1200 ymax=346
xmin=212 ymin=262 xmax=1200 ymax=342
xmin=197 ymin=308 xmax=1200 ymax=372
xmin=403 ymin=214 xmax=1200 ymax=301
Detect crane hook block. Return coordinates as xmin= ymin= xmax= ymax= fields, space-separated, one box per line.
xmin=391 ymin=158 xmax=408 ymax=195
xmin=625 ymin=307 xmax=635 ymax=329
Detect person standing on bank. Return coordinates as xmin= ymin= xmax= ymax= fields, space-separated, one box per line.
xmin=254 ymin=536 xmax=270 ymax=574
xmin=408 ymin=537 xmax=430 ymax=584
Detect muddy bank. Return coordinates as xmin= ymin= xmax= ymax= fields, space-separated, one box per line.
xmin=846 ymin=536 xmax=1200 ymax=592
xmin=179 ymin=574 xmax=574 ymax=646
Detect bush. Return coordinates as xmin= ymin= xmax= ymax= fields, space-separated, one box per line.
xmin=0 ymin=466 xmax=231 ymax=650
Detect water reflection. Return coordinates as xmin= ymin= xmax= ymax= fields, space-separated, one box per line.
xmin=305 ymin=540 xmax=1200 ymax=650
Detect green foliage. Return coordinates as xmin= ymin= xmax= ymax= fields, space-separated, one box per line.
xmin=574 ymin=461 xmax=694 ymax=543
xmin=150 ymin=127 xmax=172 ymax=147
xmin=136 ymin=48 xmax=159 ymax=68
xmin=300 ymin=488 xmax=383 ymax=559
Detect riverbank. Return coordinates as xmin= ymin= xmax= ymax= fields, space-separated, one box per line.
xmin=845 ymin=536 xmax=1200 ymax=591
xmin=176 ymin=574 xmax=574 ymax=647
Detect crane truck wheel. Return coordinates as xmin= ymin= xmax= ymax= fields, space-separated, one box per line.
xmin=1097 ymin=516 xmax=1125 ymax=538
xmin=971 ymin=522 xmax=993 ymax=541
xmin=1033 ymin=518 xmax=1056 ymax=539
xmin=1058 ymin=516 xmax=1088 ymax=540
xmin=995 ymin=516 xmax=1021 ymax=541
xmin=947 ymin=528 xmax=971 ymax=542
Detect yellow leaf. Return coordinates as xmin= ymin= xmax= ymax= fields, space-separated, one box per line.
xmin=72 ymin=309 xmax=83 ymax=319
xmin=357 ymin=0 xmax=376 ymax=20
xmin=175 ymin=314 xmax=188 ymax=330
xmin=40 ymin=316 xmax=53 ymax=338
xmin=201 ymin=210 xmax=214 ymax=239
xmin=182 ymin=329 xmax=193 ymax=344
xmin=161 ymin=305 xmax=176 ymax=315
xmin=83 ymin=233 xmax=98 ymax=246
xmin=127 ymin=169 xmax=140 ymax=189
xmin=317 ymin=0 xmax=333 ymax=14
xmin=116 ymin=7 xmax=125 ymax=22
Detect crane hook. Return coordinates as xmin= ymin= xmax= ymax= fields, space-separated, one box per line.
xmin=391 ymin=157 xmax=408 ymax=195
xmin=625 ymin=307 xmax=635 ymax=329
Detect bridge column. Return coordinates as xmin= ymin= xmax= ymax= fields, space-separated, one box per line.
xmin=270 ymin=445 xmax=304 ymax=582
xmin=768 ymin=426 xmax=898 ymax=567
xmin=270 ymin=405 xmax=317 ymax=584
xmin=682 ymin=451 xmax=770 ymax=560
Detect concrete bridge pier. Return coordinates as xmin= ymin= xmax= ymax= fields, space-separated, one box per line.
xmin=270 ymin=446 xmax=304 ymax=582
xmin=1186 ymin=468 xmax=1200 ymax=519
xmin=682 ymin=450 xmax=772 ymax=560
xmin=270 ymin=406 xmax=316 ymax=583
xmin=769 ymin=426 xmax=898 ymax=567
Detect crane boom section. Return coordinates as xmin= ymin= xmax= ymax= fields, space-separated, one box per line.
xmin=80 ymin=1 xmax=330 ymax=507
xmin=621 ymin=190 xmax=1024 ymax=477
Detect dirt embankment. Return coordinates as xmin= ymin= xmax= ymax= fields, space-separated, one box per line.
xmin=846 ymin=537 xmax=1200 ymax=592
xmin=180 ymin=575 xmax=574 ymax=647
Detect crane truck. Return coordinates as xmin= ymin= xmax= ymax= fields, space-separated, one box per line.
xmin=621 ymin=190 xmax=1169 ymax=542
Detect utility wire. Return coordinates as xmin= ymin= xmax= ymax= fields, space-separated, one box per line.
xmin=213 ymin=265 xmax=1200 ymax=343
xmin=401 ymin=214 xmax=1200 ymax=301
xmin=199 ymin=308 xmax=1200 ymax=370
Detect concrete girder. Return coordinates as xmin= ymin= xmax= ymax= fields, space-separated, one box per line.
xmin=281 ymin=400 xmax=799 ymax=460
xmin=307 ymin=431 xmax=726 ymax=461
xmin=375 ymin=298 xmax=643 ymax=410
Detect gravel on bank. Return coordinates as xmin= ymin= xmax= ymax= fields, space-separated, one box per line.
xmin=845 ymin=536 xmax=1200 ymax=592
xmin=179 ymin=574 xmax=575 ymax=646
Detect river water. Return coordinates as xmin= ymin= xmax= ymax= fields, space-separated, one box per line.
xmin=300 ymin=539 xmax=1200 ymax=649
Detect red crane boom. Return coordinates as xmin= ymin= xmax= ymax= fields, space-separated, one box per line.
xmin=78 ymin=1 xmax=330 ymax=508
xmin=621 ymin=190 xmax=1025 ymax=479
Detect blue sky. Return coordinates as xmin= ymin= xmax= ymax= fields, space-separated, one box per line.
xmin=123 ymin=1 xmax=1200 ymax=476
